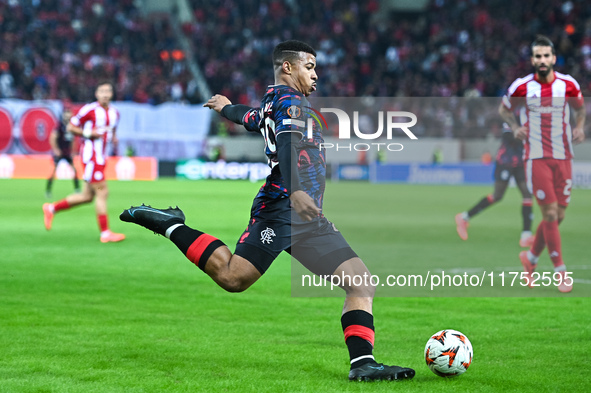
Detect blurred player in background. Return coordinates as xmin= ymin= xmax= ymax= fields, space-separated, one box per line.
xmin=499 ymin=35 xmax=585 ymax=293
xmin=43 ymin=82 xmax=125 ymax=243
xmin=120 ymin=40 xmax=415 ymax=382
xmin=455 ymin=124 xmax=534 ymax=247
xmin=46 ymin=107 xmax=80 ymax=198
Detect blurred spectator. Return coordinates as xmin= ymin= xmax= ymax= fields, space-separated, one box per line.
xmin=184 ymin=0 xmax=591 ymax=102
xmin=0 ymin=61 xmax=14 ymax=97
xmin=183 ymin=0 xmax=591 ymax=138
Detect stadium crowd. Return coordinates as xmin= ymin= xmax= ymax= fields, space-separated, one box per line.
xmin=0 ymin=0 xmax=192 ymax=104
xmin=1 ymin=0 xmax=590 ymax=137
xmin=185 ymin=0 xmax=591 ymax=102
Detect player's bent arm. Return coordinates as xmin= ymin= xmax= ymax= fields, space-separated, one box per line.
xmin=276 ymin=132 xmax=303 ymax=194
xmin=67 ymin=123 xmax=82 ymax=136
xmin=276 ymin=132 xmax=320 ymax=221
xmin=499 ymin=103 xmax=527 ymax=140
xmin=290 ymin=190 xmax=320 ymax=221
xmin=498 ymin=103 xmax=519 ymax=131
xmin=67 ymin=123 xmax=97 ymax=139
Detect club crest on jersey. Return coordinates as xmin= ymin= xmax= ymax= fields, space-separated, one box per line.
xmin=260 ymin=227 xmax=276 ymax=244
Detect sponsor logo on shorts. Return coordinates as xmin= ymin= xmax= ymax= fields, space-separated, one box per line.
xmin=260 ymin=227 xmax=276 ymax=244
xmin=536 ymin=189 xmax=545 ymax=200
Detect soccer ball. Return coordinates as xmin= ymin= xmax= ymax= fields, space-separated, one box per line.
xmin=424 ymin=329 xmax=473 ymax=377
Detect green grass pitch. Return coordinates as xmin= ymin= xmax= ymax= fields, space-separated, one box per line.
xmin=1 ymin=178 xmax=589 ymax=392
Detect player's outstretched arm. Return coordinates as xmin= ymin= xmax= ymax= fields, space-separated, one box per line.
xmin=203 ymin=94 xmax=232 ymax=113
xmin=204 ymin=94 xmax=258 ymax=129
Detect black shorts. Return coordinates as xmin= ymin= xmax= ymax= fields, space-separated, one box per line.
xmin=494 ymin=162 xmax=525 ymax=183
xmin=53 ymin=155 xmax=74 ymax=165
xmin=234 ymin=196 xmax=357 ymax=276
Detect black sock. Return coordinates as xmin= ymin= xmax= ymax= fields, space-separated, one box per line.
xmin=341 ymin=310 xmax=375 ymax=369
xmin=46 ymin=178 xmax=53 ymax=193
xmin=73 ymin=177 xmax=80 ymax=190
xmin=169 ymin=225 xmax=225 ymax=270
xmin=467 ymin=195 xmax=494 ymax=218
xmin=522 ymin=203 xmax=533 ymax=232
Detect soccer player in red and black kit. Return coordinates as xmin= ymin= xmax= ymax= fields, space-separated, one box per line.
xmin=499 ymin=36 xmax=585 ymax=293
xmin=46 ymin=107 xmax=80 ymax=198
xmin=455 ymin=125 xmax=535 ymax=247
xmin=120 ymin=40 xmax=415 ymax=381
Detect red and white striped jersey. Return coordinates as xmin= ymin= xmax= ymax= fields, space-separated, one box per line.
xmin=70 ymin=102 xmax=119 ymax=165
xmin=502 ymin=72 xmax=584 ymax=160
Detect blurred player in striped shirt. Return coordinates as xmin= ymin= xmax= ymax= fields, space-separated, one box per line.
xmin=499 ymin=35 xmax=585 ymax=293
xmin=43 ymin=82 xmax=125 ymax=243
